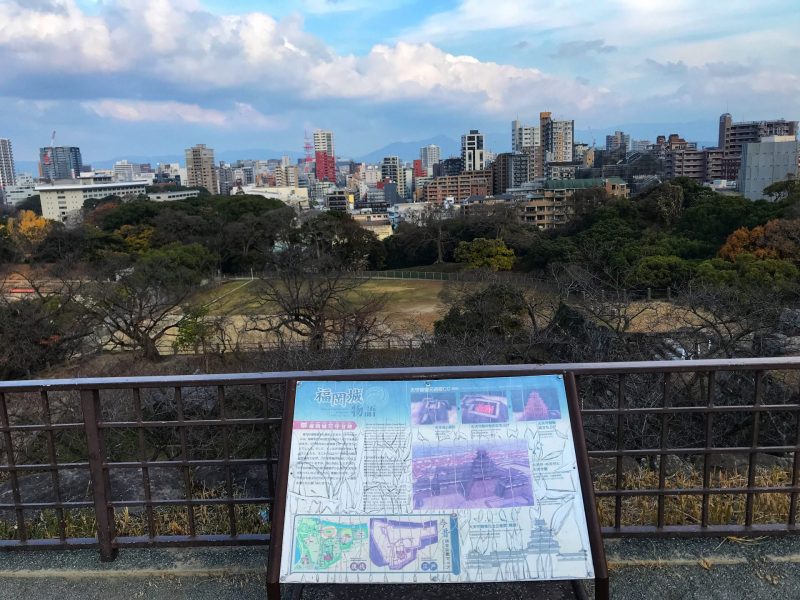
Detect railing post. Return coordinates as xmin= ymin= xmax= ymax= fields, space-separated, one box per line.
xmin=81 ymin=388 xmax=117 ymax=562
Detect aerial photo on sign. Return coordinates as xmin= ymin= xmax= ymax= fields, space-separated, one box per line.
xmin=279 ymin=375 xmax=593 ymax=584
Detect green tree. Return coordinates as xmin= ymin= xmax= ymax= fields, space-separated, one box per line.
xmin=639 ymin=182 xmax=684 ymax=227
xmin=694 ymin=254 xmax=799 ymax=295
xmin=454 ymin=238 xmax=515 ymax=271
xmin=628 ymin=255 xmax=692 ymax=289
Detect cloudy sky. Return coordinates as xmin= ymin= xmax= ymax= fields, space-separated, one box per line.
xmin=1 ymin=0 xmax=798 ymax=164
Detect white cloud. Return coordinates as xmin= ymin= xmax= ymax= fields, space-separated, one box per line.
xmin=0 ymin=0 xmax=609 ymax=117
xmin=0 ymin=0 xmax=797 ymax=128
xmin=0 ymin=0 xmax=118 ymax=70
xmin=82 ymin=99 xmax=279 ymax=129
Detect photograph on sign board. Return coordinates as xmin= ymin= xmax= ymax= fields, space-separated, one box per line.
xmin=510 ymin=387 xmax=562 ymax=421
xmin=460 ymin=391 xmax=510 ymax=424
xmin=410 ymin=391 xmax=458 ymax=425
xmin=411 ymin=439 xmax=534 ymax=509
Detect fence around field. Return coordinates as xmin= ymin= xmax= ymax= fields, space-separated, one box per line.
xmin=0 ymin=357 xmax=799 ymax=561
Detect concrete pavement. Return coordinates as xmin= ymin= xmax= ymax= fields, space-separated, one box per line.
xmin=2 ymin=536 xmax=800 ymax=599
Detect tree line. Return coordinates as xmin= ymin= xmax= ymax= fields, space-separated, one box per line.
xmin=2 ymin=177 xmax=800 ymax=381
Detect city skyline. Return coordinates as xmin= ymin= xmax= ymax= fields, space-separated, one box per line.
xmin=1 ymin=0 xmax=798 ymax=163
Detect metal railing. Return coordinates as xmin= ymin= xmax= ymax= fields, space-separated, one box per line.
xmin=1 ymin=357 xmax=799 ymax=561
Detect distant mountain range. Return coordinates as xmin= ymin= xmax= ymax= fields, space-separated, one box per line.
xmin=353 ymin=135 xmax=460 ymax=163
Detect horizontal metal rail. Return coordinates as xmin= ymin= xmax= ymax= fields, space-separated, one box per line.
xmin=0 ymin=357 xmax=799 ymax=560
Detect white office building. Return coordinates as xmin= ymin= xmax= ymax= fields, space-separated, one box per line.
xmin=37 ymin=178 xmax=148 ymax=222
xmin=420 ymin=144 xmax=441 ymax=172
xmin=113 ymin=160 xmax=139 ymax=182
xmin=147 ymin=189 xmax=201 ymax=202
xmin=461 ymin=130 xmax=485 ymax=172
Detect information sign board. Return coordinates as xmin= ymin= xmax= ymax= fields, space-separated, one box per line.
xmin=275 ymin=374 xmax=597 ymax=585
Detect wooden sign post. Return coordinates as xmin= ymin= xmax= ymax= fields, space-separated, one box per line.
xmin=267 ymin=373 xmax=608 ymax=599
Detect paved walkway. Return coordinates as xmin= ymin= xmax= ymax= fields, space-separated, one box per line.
xmin=1 ymin=537 xmax=800 ymax=599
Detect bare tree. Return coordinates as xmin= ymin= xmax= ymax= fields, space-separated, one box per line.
xmin=248 ymin=213 xmax=389 ymax=356
xmin=83 ymin=243 xmax=213 ymax=361
xmin=0 ymin=268 xmax=92 ymax=378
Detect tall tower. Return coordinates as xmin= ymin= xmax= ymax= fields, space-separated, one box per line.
xmin=39 ymin=145 xmax=82 ymax=181
xmin=461 ymin=130 xmax=485 ymax=171
xmin=185 ymin=144 xmax=218 ymax=193
xmin=718 ymin=113 xmax=733 ymax=155
xmin=381 ymin=156 xmax=405 ymax=194
xmin=0 ymin=138 xmax=15 ymax=191
xmin=313 ymin=129 xmax=335 ymax=157
xmin=303 ymin=131 xmax=314 ymax=175
xmin=540 ymin=112 xmax=574 ymax=164
xmin=312 ymin=129 xmax=336 ymax=183
xmin=420 ymin=144 xmax=441 ymax=172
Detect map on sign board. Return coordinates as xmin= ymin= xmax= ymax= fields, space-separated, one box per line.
xmin=279 ymin=375 xmax=594 ymax=584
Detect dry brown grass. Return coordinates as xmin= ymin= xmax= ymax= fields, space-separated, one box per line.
xmin=595 ymin=466 xmax=794 ymax=527
xmin=0 ymin=486 xmax=269 ymax=541
xmin=2 ymin=467 xmax=794 ymax=541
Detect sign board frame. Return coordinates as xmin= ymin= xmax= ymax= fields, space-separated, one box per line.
xmin=266 ymin=372 xmax=608 ymax=599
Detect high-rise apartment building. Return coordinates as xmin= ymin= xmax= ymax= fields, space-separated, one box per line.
xmin=39 ymin=146 xmax=82 ymax=181
xmin=274 ymin=164 xmax=299 ymax=188
xmin=605 ymin=131 xmax=630 ymax=153
xmin=313 ymin=129 xmax=336 ymax=184
xmin=381 ymin=156 xmax=405 ymax=198
xmin=665 ymin=147 xmax=723 ymax=183
xmin=511 ymin=120 xmax=540 ymax=153
xmin=461 ymin=130 xmax=485 ymax=172
xmin=540 ymin=112 xmax=574 ymax=164
xmin=218 ymin=162 xmax=235 ymax=196
xmin=423 ymin=171 xmax=492 ymax=203
xmin=0 ymin=138 xmax=16 ymax=192
xmin=420 ymin=144 xmax=441 ymax=172
xmin=315 ymin=151 xmax=337 ymax=183
xmin=491 ymin=152 xmax=531 ymax=195
xmin=718 ymin=113 xmax=798 ymax=180
xmin=313 ymin=129 xmax=335 ymax=156
xmin=433 ymin=158 xmax=464 ymax=177
xmin=185 ymin=144 xmax=218 ymax=193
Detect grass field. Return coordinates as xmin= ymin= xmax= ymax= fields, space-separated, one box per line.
xmin=190 ymin=277 xmax=461 ymax=332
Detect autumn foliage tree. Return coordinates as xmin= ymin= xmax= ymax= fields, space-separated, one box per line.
xmin=719 ymin=219 xmax=800 ymax=263
xmin=5 ymin=210 xmax=51 ymax=257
